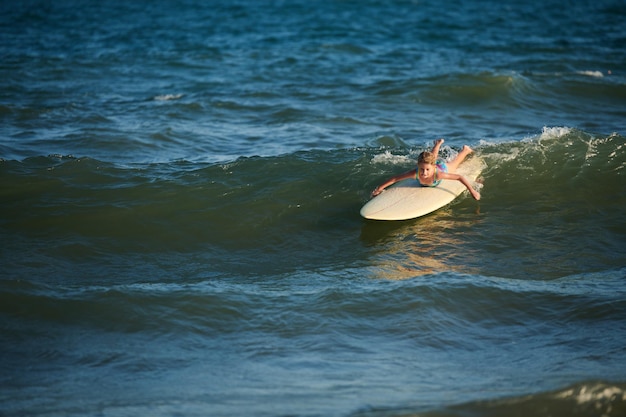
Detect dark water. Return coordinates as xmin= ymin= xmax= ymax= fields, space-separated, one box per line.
xmin=1 ymin=1 xmax=625 ymax=416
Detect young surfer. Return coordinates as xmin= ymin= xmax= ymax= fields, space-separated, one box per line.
xmin=371 ymin=139 xmax=481 ymax=200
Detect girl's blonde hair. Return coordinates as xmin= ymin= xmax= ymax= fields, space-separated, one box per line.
xmin=417 ymin=151 xmax=437 ymax=165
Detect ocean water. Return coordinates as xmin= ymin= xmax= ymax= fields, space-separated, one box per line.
xmin=1 ymin=1 xmax=625 ymax=416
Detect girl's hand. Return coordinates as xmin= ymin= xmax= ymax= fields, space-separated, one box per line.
xmin=371 ymin=187 xmax=383 ymax=197
xmin=471 ymin=189 xmax=481 ymax=200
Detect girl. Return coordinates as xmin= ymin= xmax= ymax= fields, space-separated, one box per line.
xmin=371 ymin=139 xmax=481 ymax=200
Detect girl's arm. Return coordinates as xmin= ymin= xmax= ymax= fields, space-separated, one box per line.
xmin=371 ymin=169 xmax=416 ymax=197
xmin=439 ymin=172 xmax=481 ymax=200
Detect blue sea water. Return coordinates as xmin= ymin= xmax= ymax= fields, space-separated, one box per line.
xmin=1 ymin=1 xmax=625 ymax=416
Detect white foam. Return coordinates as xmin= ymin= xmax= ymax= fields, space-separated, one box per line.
xmin=371 ymin=150 xmax=414 ymax=165
xmin=153 ymin=93 xmax=184 ymax=101
xmin=539 ymin=126 xmax=572 ymax=140
xmin=554 ymin=383 xmax=625 ymax=405
xmin=577 ymin=70 xmax=604 ymax=78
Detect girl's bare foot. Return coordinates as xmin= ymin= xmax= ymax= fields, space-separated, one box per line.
xmin=431 ymin=138 xmax=445 ymax=157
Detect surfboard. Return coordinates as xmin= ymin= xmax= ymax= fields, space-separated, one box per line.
xmin=360 ymin=157 xmax=484 ymax=221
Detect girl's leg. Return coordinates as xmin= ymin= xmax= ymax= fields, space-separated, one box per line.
xmin=431 ymin=138 xmax=444 ymax=157
xmin=447 ymin=145 xmax=473 ymax=172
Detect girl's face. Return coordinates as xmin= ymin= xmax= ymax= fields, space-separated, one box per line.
xmin=417 ymin=162 xmax=436 ymax=182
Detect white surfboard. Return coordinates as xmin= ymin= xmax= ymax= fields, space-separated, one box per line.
xmin=360 ymin=157 xmax=484 ymax=221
